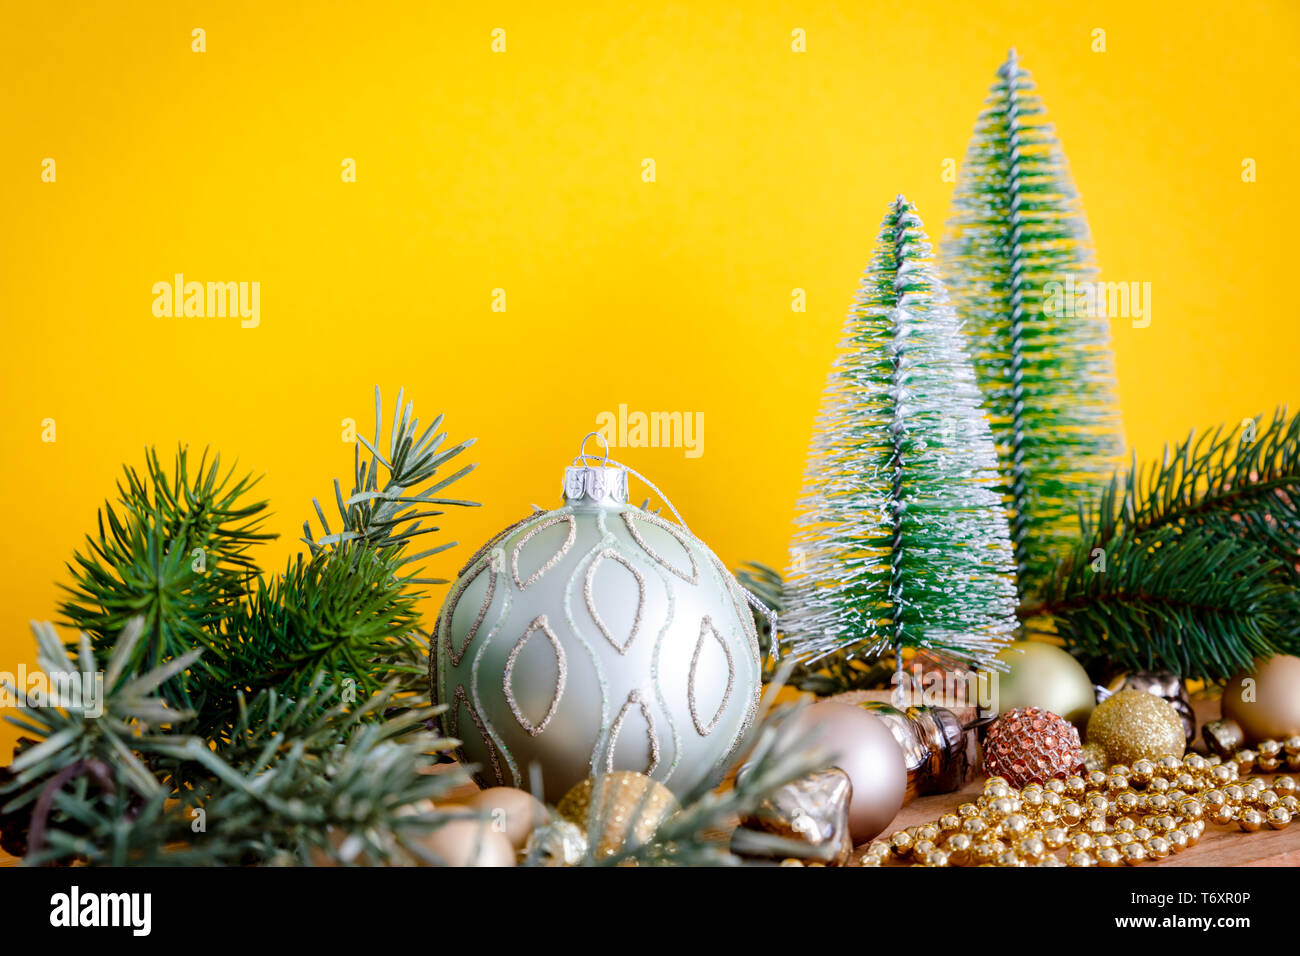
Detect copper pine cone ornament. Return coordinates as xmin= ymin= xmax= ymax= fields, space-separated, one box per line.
xmin=983 ymin=707 xmax=1083 ymax=788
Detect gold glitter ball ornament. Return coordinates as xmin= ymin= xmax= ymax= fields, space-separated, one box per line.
xmin=983 ymin=707 xmax=1083 ymax=788
xmin=556 ymin=771 xmax=676 ymax=859
xmin=1086 ymin=690 xmax=1186 ymax=767
xmin=1103 ymin=671 xmax=1195 ymax=745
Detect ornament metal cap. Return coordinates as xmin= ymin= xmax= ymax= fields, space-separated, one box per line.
xmin=564 ymin=432 xmax=628 ymax=506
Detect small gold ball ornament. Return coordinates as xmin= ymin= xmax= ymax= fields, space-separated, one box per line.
xmin=1122 ymin=842 xmax=1148 ymax=865
xmin=1238 ymin=809 xmax=1265 ymax=833
xmin=1086 ymin=689 xmax=1186 ymax=767
xmin=1104 ymin=671 xmax=1195 ymax=745
xmin=556 ymin=771 xmax=676 ymax=859
xmin=1096 ymin=846 xmax=1123 ymax=866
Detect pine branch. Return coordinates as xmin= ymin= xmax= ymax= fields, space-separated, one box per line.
xmin=200 ymin=543 xmax=421 ymax=730
xmin=7 ymin=389 xmax=483 ymax=866
xmin=304 ymin=386 xmax=479 ymax=583
xmin=1034 ymin=524 xmax=1297 ymax=680
xmin=0 ymin=619 xmax=197 ymax=860
xmin=783 ymin=195 xmax=1019 ymax=674
xmin=1093 ymin=407 xmax=1300 ymax=566
xmin=1032 ymin=408 xmax=1300 ymax=680
xmin=57 ymin=447 xmax=273 ymax=710
xmin=147 ymin=677 xmax=470 ymax=866
xmin=193 ymin=388 xmax=478 ymax=732
xmin=5 ymin=636 xmax=472 ymax=866
xmin=942 ymin=49 xmax=1124 ymax=594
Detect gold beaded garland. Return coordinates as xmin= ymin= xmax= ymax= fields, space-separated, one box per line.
xmin=869 ymin=754 xmax=1297 ymax=867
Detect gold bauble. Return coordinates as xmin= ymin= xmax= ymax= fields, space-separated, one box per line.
xmin=984 ymin=641 xmax=1095 ymax=727
xmin=1222 ymin=655 xmax=1300 ymax=744
xmin=1086 ymin=690 xmax=1185 ymax=767
xmin=465 ymin=787 xmax=547 ymax=850
xmin=556 ymin=771 xmax=676 ymax=859
xmin=1105 ymin=671 xmax=1195 ymax=744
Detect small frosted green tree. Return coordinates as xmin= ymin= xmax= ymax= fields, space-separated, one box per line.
xmin=783 ymin=195 xmax=1019 ymax=678
xmin=942 ymin=49 xmax=1125 ymax=595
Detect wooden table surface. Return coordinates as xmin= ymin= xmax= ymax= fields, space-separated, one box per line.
xmin=4 ymin=697 xmax=1296 ymax=867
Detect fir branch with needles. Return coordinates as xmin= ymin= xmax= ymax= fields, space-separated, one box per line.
xmin=5 ymin=628 xmax=472 ymax=866
xmin=57 ymin=448 xmax=273 ymax=711
xmin=4 ymin=387 xmax=485 ymax=865
xmin=145 ymin=676 xmax=471 ymax=867
xmin=304 ymin=385 xmax=479 ymax=584
xmin=1026 ymin=408 xmax=1300 ymax=680
xmin=193 ymin=543 xmax=422 ymax=736
xmin=0 ymin=619 xmax=198 ymax=862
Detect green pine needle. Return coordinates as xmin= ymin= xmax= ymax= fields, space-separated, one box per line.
xmin=304 ymin=385 xmax=479 ymax=583
xmin=1029 ymin=408 xmax=1300 ymax=680
xmin=57 ymin=448 xmax=273 ymax=710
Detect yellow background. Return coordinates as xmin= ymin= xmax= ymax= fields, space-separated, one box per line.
xmin=2 ymin=1 xmax=1297 ymax=759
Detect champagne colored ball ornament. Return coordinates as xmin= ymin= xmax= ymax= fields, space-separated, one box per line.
xmin=433 ymin=436 xmax=764 ymax=804
xmin=772 ymin=701 xmax=907 ymax=844
xmin=857 ymin=702 xmax=971 ymax=800
xmin=1086 ymin=690 xmax=1185 ymax=767
xmin=1222 ymin=655 xmax=1300 ymax=744
xmin=982 ymin=707 xmax=1083 ymax=788
xmin=465 ymin=787 xmax=546 ymax=850
xmin=983 ymin=641 xmax=1095 ymax=727
xmin=420 ymin=819 xmax=516 ymax=867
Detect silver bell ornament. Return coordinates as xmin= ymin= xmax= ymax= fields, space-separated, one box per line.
xmin=432 ymin=434 xmax=767 ymax=804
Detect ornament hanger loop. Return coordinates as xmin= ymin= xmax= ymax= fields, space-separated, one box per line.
xmin=574 ymin=431 xmax=612 ymax=467
xmin=563 ymin=434 xmax=781 ymax=666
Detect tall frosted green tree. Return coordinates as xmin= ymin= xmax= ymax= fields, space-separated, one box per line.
xmin=783 ymin=196 xmax=1019 ymax=677
xmin=943 ymin=49 xmax=1125 ymax=594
